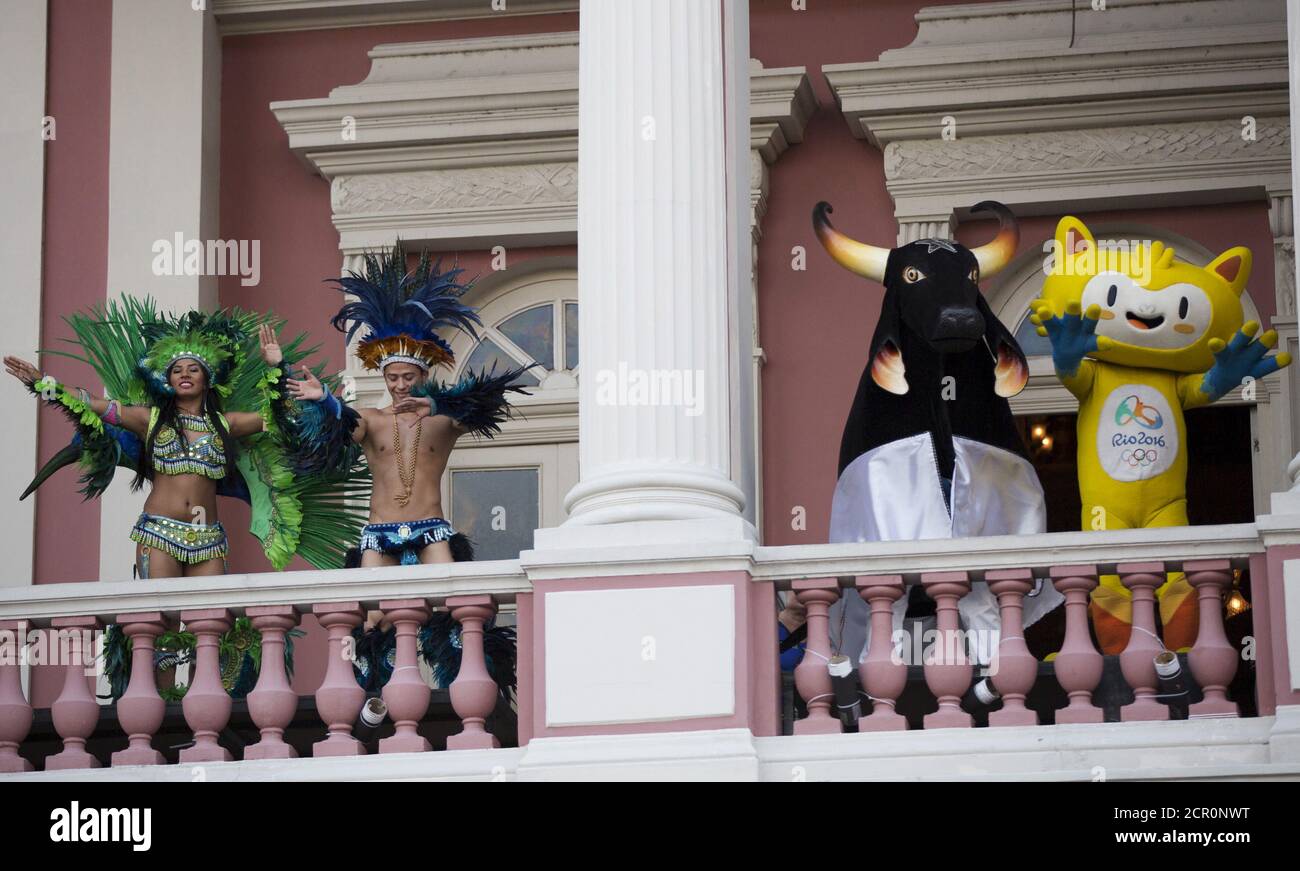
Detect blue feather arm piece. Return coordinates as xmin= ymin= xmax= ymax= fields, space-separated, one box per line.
xmin=411 ymin=363 xmax=537 ymax=439
xmin=419 ymin=612 xmax=518 ymax=698
xmin=23 ymin=381 xmax=142 ymax=501
xmin=264 ymin=367 xmax=363 ymax=477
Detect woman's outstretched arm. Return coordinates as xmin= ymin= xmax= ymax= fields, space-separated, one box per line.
xmin=6 ymin=355 xmax=151 ymax=436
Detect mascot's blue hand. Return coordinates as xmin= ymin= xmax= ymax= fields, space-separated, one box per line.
xmin=1029 ymin=301 xmax=1113 ymax=378
xmin=1201 ymin=321 xmax=1292 ymax=402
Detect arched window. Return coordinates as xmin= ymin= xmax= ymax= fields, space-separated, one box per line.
xmin=456 ymin=296 xmax=578 ymax=389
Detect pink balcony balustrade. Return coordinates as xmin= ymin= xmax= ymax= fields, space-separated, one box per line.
xmin=0 ymin=620 xmax=33 ymax=772
xmin=760 ymin=521 xmax=1284 ymax=742
xmin=0 ymin=561 xmax=529 ymax=776
xmin=0 ymin=520 xmax=1293 ymax=780
xmin=1049 ymin=565 xmax=1104 ymax=725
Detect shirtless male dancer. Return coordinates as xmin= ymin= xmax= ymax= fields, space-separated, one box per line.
xmin=274 ymin=246 xmax=529 ymax=567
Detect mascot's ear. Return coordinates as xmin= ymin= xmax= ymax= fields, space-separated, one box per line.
xmin=1206 ymin=246 xmax=1252 ymax=297
xmin=869 ymin=288 xmax=908 ymax=395
xmin=976 ymin=294 xmax=1028 ymax=398
xmin=1053 ymin=215 xmax=1095 ymax=262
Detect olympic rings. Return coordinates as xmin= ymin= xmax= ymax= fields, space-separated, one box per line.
xmin=1121 ymin=448 xmax=1158 ymax=467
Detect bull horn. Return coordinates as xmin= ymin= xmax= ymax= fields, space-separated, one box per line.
xmin=968 ymin=201 xmax=1019 ymax=278
xmin=813 ymin=202 xmax=888 ymax=283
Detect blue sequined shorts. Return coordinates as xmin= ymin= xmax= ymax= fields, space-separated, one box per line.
xmin=359 ymin=518 xmax=455 ymax=566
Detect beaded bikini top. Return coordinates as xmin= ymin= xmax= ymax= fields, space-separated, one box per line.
xmin=148 ymin=407 xmax=227 ymax=479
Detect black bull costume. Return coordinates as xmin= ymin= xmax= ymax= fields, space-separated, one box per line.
xmin=813 ymin=201 xmax=1062 ymax=663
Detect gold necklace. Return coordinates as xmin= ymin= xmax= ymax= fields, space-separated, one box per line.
xmin=392 ymin=413 xmax=422 ymax=507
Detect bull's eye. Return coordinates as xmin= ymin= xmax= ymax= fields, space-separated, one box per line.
xmin=968 ymin=268 xmax=979 ymax=283
xmin=902 ymin=266 xmax=925 ymax=284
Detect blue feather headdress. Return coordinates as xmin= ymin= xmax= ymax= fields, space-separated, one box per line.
xmin=330 ymin=243 xmax=481 ymax=373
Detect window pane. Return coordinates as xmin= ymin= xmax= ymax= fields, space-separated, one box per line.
xmin=1013 ymin=315 xmax=1054 ymax=357
xmin=498 ymin=304 xmax=554 ymax=370
xmin=464 ymin=337 xmax=541 ymax=386
xmin=451 ymin=468 xmax=540 ymax=561
xmin=565 ymin=302 xmax=578 ymax=369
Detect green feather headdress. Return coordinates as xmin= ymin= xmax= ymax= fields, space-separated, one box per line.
xmin=138 ymin=310 xmax=246 ymax=400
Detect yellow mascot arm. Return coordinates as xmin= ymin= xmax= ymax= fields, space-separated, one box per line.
xmin=1176 ymin=372 xmax=1214 ymax=411
xmin=1061 ymin=359 xmax=1098 ymax=401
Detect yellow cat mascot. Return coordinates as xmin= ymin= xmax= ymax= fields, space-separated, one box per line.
xmin=1031 ymin=217 xmax=1289 ymax=654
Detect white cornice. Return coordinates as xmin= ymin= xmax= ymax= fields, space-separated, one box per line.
xmin=749 ymin=64 xmax=818 ymax=165
xmin=214 ymin=0 xmax=577 ymax=35
xmin=272 ymin=33 xmax=813 ymax=252
xmin=822 ymin=0 xmax=1290 ymax=220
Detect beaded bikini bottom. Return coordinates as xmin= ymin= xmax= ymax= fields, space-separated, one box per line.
xmin=358 ymin=517 xmax=454 ymax=566
xmin=130 ymin=512 xmax=229 ymax=566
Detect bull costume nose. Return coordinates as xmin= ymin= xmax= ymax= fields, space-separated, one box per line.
xmin=931 ymin=306 xmax=985 ymax=347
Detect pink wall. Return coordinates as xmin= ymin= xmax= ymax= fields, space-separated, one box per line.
xmin=749 ymin=0 xmax=1280 ymax=545
xmin=30 ymin=0 xmax=113 ymax=708
xmin=35 ymin=0 xmax=112 ymax=586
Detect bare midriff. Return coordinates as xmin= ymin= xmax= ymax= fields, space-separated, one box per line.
xmin=360 ymin=407 xmax=460 ymax=523
xmin=142 ymin=431 xmax=222 ymax=524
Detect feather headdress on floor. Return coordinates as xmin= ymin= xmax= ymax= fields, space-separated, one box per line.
xmin=329 ymin=242 xmax=481 ymax=373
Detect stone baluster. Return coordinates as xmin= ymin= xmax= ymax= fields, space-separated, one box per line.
xmin=855 ymin=575 xmax=907 ymax=732
xmin=379 ymin=599 xmax=431 ymax=754
xmin=1185 ymin=559 xmax=1239 ymax=718
xmin=111 ymin=612 xmax=167 ymax=766
xmin=1049 ymin=565 xmax=1104 ymax=724
xmin=986 ymin=569 xmax=1039 ymax=727
xmin=179 ymin=608 xmax=233 ymax=763
xmin=245 ymin=606 xmax=301 ymax=760
xmin=0 ymin=620 xmax=33 ymax=772
xmin=312 ymin=602 xmax=367 ymax=757
xmin=792 ymin=578 xmax=842 ymax=735
xmin=45 ymin=617 xmax=102 ymax=770
xmin=1118 ymin=562 xmax=1170 ymax=722
xmin=447 ymin=595 xmax=501 ymax=750
xmin=921 ymin=571 xmax=973 ymax=729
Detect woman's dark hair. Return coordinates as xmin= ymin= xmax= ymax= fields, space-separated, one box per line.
xmin=131 ymin=376 xmax=238 ymax=491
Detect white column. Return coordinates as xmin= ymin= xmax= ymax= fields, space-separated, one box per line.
xmin=536 ymin=0 xmax=754 ymax=549
xmin=0 ymin=0 xmax=47 ymax=587
xmin=100 ymin=0 xmax=222 ymax=579
xmin=726 ymin=1 xmax=758 ymax=537
xmin=1272 ymin=0 xmax=1300 ymax=513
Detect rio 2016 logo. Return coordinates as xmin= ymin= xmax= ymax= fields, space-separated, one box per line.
xmin=1115 ymin=394 xmax=1163 ymax=430
xmin=1101 ymin=385 xmax=1175 ymax=481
